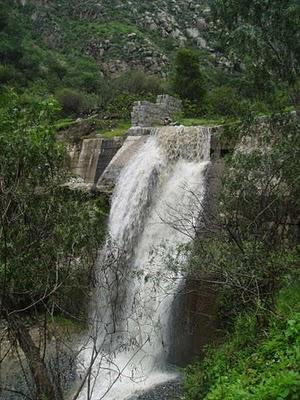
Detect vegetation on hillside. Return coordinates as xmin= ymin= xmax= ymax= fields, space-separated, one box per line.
xmin=184 ymin=283 xmax=300 ymax=400
xmin=211 ymin=0 xmax=300 ymax=104
xmin=175 ymin=6 xmax=300 ymax=395
xmin=171 ymin=48 xmax=206 ymax=113
xmin=0 ymin=0 xmax=297 ymax=160
xmin=178 ymin=114 xmax=300 ymax=399
xmin=1 ymin=0 xmax=297 ymax=132
xmin=0 ymin=0 xmax=167 ymax=126
xmin=0 ymin=0 xmax=299 ymax=398
xmin=0 ymin=91 xmax=108 ymax=398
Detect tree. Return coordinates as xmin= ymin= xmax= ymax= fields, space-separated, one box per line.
xmin=171 ymin=48 xmax=206 ymax=105
xmin=114 ymin=70 xmax=164 ymax=97
xmin=0 ymin=90 xmax=107 ymax=398
xmin=210 ymin=0 xmax=300 ymax=103
xmin=56 ymin=88 xmax=89 ymax=116
xmin=166 ymin=114 xmax=300 ymax=320
xmin=0 ymin=0 xmax=24 ymax=64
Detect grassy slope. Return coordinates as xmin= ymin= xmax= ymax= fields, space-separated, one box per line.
xmin=97 ymin=120 xmax=131 ymax=138
xmin=183 ymin=281 xmax=300 ymax=400
xmin=179 ymin=117 xmax=227 ymax=126
xmin=3 ymin=0 xmax=194 ymax=86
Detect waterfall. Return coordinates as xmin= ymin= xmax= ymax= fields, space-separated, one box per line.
xmin=78 ymin=127 xmax=211 ymax=400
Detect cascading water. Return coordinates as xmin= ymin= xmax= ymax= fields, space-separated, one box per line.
xmin=78 ymin=127 xmax=211 ymax=400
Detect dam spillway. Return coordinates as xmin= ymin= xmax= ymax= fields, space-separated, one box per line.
xmin=78 ymin=126 xmax=212 ymax=399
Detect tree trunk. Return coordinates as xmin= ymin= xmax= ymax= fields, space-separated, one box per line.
xmin=6 ymin=312 xmax=60 ymax=400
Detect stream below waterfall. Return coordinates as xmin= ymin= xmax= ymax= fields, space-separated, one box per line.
xmin=129 ymin=379 xmax=183 ymax=400
xmin=77 ymin=126 xmax=211 ymax=400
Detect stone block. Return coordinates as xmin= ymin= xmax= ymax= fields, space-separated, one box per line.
xmin=131 ymin=94 xmax=182 ymax=127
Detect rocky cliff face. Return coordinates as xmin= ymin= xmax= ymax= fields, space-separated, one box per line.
xmin=17 ymin=0 xmax=210 ymax=76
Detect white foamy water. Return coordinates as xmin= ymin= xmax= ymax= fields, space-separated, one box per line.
xmin=77 ymin=127 xmax=211 ymax=400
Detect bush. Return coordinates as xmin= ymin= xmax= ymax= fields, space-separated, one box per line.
xmin=48 ymin=58 xmax=67 ymax=81
xmin=171 ymin=48 xmax=206 ymax=105
xmin=265 ymin=88 xmax=291 ymax=112
xmin=0 ymin=1 xmax=23 ymax=64
xmin=106 ymin=92 xmax=148 ymax=120
xmin=61 ymin=57 xmax=106 ymax=94
xmin=56 ymin=88 xmax=91 ymax=116
xmin=181 ymin=99 xmax=204 ymax=117
xmin=0 ymin=63 xmax=19 ymax=84
xmin=205 ymin=86 xmax=243 ymax=117
xmin=183 ymin=281 xmax=300 ymax=400
xmin=18 ymin=38 xmax=44 ymax=79
xmin=114 ymin=70 xmax=165 ymax=96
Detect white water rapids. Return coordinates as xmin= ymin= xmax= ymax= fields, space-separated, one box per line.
xmin=78 ymin=127 xmax=211 ymax=400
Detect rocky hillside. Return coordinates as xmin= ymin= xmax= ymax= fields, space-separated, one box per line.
xmin=16 ymin=0 xmax=211 ymax=76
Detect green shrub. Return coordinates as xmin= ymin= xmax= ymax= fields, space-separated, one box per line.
xmin=114 ymin=70 xmax=165 ymax=96
xmin=205 ymin=86 xmax=243 ymax=117
xmin=106 ymin=92 xmax=148 ymax=120
xmin=181 ymin=99 xmax=204 ymax=117
xmin=48 ymin=58 xmax=67 ymax=81
xmin=62 ymin=57 xmax=104 ymax=91
xmin=0 ymin=63 xmax=19 ymax=83
xmin=183 ymin=281 xmax=300 ymax=400
xmin=171 ymin=48 xmax=206 ymax=105
xmin=56 ymin=88 xmax=91 ymax=116
xmin=266 ymin=88 xmax=291 ymax=112
xmin=0 ymin=1 xmax=23 ymax=63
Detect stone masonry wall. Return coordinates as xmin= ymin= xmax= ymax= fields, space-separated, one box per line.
xmin=131 ymin=95 xmax=182 ymax=127
xmin=69 ymin=137 xmax=123 ymax=188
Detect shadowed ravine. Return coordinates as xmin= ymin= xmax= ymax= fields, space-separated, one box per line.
xmin=77 ymin=127 xmax=211 ymax=399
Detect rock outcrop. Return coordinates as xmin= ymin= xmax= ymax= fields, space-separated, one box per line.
xmin=17 ymin=0 xmax=211 ymax=76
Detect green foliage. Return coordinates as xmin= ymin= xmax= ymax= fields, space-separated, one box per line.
xmin=0 ymin=63 xmax=20 ymax=84
xmin=168 ymin=47 xmax=292 ymax=119
xmin=0 ymin=0 xmax=168 ymax=120
xmin=183 ymin=281 xmax=300 ymax=400
xmin=56 ymin=88 xmax=92 ymax=116
xmin=0 ymin=90 xmax=108 ymax=318
xmin=172 ymin=48 xmax=206 ymax=107
xmin=222 ymin=115 xmax=300 ymax=246
xmin=205 ymin=86 xmax=246 ymax=117
xmin=93 ymin=70 xmax=166 ymax=119
xmin=61 ymin=57 xmax=106 ymax=93
xmin=182 ymin=113 xmax=300 ymax=400
xmin=187 ymin=237 xmax=299 ymax=323
xmin=0 ymin=1 xmax=170 ymax=122
xmin=1 ymin=0 xmax=297 ymax=122
xmin=98 ymin=120 xmax=131 ymax=138
xmin=211 ymin=0 xmax=300 ymax=102
xmin=178 ymin=117 xmax=227 ymax=127
xmin=106 ymin=92 xmax=151 ymax=120
xmin=205 ymin=86 xmax=237 ymax=116
xmin=114 ymin=70 xmax=165 ymax=97
xmin=0 ymin=0 xmax=24 ymax=64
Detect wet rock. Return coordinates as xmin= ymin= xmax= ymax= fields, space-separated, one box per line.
xmin=131 ymin=380 xmax=183 ymax=400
